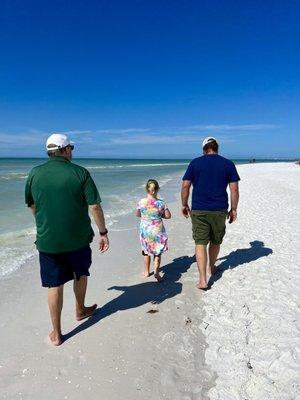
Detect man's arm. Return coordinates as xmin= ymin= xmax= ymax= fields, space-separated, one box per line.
xmin=181 ymin=180 xmax=192 ymax=218
xmin=30 ymin=205 xmax=36 ymax=216
xmin=89 ymin=204 xmax=109 ymax=253
xmin=228 ymin=182 xmax=239 ymax=223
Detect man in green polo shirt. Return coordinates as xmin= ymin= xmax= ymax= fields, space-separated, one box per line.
xmin=25 ymin=133 xmax=109 ymax=346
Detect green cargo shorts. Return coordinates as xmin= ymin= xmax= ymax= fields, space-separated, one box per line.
xmin=191 ymin=210 xmax=227 ymax=245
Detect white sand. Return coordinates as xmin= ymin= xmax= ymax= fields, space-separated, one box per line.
xmin=0 ymin=189 xmax=212 ymax=399
xmin=201 ymin=162 xmax=300 ymax=400
xmin=0 ymin=162 xmax=299 ymax=400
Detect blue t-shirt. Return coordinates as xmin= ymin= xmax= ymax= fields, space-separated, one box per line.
xmin=182 ymin=154 xmax=240 ymax=211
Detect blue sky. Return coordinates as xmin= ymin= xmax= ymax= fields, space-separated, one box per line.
xmin=0 ymin=0 xmax=299 ymax=158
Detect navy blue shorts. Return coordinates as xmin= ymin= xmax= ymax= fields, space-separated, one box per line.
xmin=39 ymin=245 xmax=92 ymax=288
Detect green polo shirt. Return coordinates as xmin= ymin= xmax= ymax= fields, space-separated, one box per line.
xmin=25 ymin=156 xmax=101 ymax=253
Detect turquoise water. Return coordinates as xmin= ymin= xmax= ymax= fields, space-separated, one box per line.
xmin=0 ymin=158 xmax=189 ymax=276
xmin=0 ymin=157 xmax=292 ymax=277
xmin=0 ymin=158 xmax=190 ymax=234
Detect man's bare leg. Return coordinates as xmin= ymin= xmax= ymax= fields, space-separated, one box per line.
xmin=195 ymin=244 xmax=208 ymax=289
xmin=74 ymin=275 xmax=97 ymax=321
xmin=143 ymin=254 xmax=151 ymax=277
xmin=48 ymin=285 xmax=64 ymax=346
xmin=153 ymin=255 xmax=163 ymax=282
xmin=209 ymin=243 xmax=221 ymax=274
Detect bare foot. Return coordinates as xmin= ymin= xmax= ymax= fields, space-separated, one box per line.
xmin=142 ymin=271 xmax=150 ymax=278
xmin=49 ymin=331 xmax=63 ymax=346
xmin=196 ymin=282 xmax=208 ymax=290
xmin=154 ymin=272 xmax=163 ymax=282
xmin=76 ymin=304 xmax=97 ymax=321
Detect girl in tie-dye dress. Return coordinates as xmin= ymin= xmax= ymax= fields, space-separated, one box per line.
xmin=136 ymin=179 xmax=171 ymax=281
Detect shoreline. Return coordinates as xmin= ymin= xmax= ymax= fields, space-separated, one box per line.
xmin=0 ymin=167 xmax=185 ymax=278
xmin=1 ymin=162 xmax=299 ymax=399
xmin=0 ymin=159 xmax=295 ymax=279
xmin=1 ymin=169 xmax=214 ymax=399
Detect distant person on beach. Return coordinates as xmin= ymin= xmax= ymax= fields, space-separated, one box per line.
xmin=136 ymin=179 xmax=171 ymax=282
xmin=181 ymin=137 xmax=240 ymax=290
xmin=25 ymin=133 xmax=109 ymax=346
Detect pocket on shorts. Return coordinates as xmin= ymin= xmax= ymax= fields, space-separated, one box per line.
xmin=211 ymin=213 xmax=227 ymax=244
xmin=191 ymin=212 xmax=210 ymax=244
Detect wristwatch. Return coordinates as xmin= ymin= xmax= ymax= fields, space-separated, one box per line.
xmin=100 ymin=229 xmax=108 ymax=236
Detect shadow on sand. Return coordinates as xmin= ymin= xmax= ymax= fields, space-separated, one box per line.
xmin=208 ymin=240 xmax=273 ymax=288
xmin=63 ymin=255 xmax=196 ymax=342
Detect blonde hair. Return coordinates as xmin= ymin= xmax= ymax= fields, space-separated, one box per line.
xmin=146 ymin=179 xmax=160 ymax=196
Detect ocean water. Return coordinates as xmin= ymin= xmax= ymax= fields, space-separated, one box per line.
xmin=0 ymin=157 xmax=292 ymax=278
xmin=0 ymin=158 xmax=189 ymax=277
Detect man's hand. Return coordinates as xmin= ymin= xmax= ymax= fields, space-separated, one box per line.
xmin=99 ymin=235 xmax=109 ymax=252
xmin=181 ymin=205 xmax=191 ymax=218
xmin=227 ymin=209 xmax=237 ymax=224
xmin=89 ymin=204 xmax=109 ymax=252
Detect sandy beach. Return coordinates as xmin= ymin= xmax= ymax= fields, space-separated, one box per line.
xmin=0 ymin=162 xmax=299 ymax=400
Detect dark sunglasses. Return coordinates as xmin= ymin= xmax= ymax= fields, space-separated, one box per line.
xmin=66 ymin=145 xmax=74 ymax=150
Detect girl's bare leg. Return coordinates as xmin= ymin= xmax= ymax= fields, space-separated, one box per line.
xmin=143 ymin=254 xmax=151 ymax=277
xmin=154 ymin=255 xmax=163 ymax=281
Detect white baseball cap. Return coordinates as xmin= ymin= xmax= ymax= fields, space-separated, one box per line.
xmin=202 ymin=136 xmax=218 ymax=149
xmin=46 ymin=134 xmax=74 ymax=150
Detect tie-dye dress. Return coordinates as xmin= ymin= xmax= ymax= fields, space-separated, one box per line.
xmin=137 ymin=197 xmax=168 ymax=256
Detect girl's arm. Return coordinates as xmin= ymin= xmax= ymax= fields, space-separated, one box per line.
xmin=136 ymin=209 xmax=141 ymax=218
xmin=136 ymin=200 xmax=141 ymax=217
xmin=162 ymin=207 xmax=171 ymax=219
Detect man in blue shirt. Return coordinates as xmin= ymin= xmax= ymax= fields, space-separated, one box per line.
xmin=181 ymin=137 xmax=240 ymax=290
